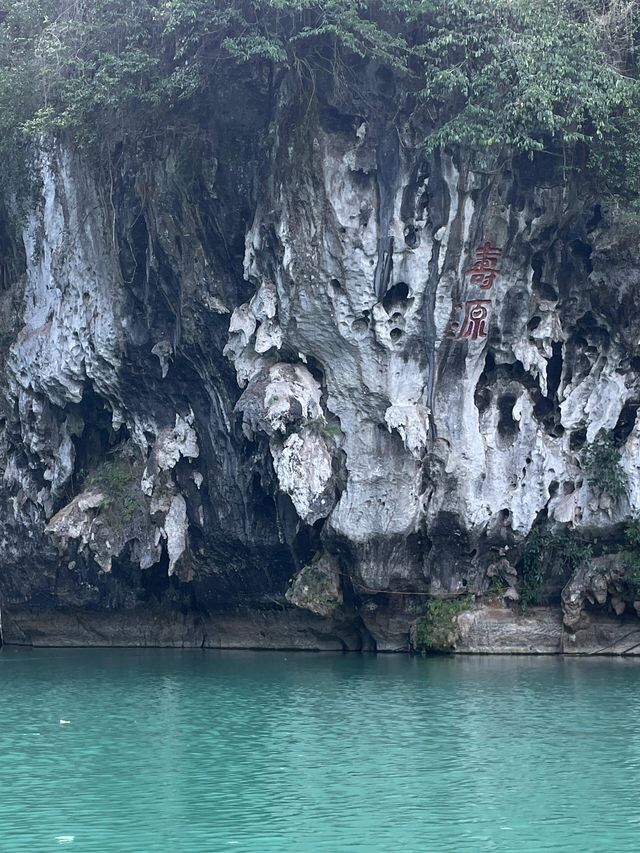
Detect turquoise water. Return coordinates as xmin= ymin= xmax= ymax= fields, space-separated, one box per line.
xmin=1 ymin=650 xmax=639 ymax=852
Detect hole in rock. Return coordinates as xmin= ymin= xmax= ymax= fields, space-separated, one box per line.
xmin=514 ymin=149 xmax=560 ymax=188
xmin=574 ymin=312 xmax=611 ymax=349
xmin=484 ymin=351 xmax=496 ymax=375
xmin=497 ymin=395 xmax=519 ymax=438
xmin=329 ymin=278 xmax=342 ymax=291
xmin=390 ymin=312 xmax=403 ymax=323
xmin=569 ymin=429 xmax=586 ymax=451
xmin=292 ymin=519 xmax=324 ymax=570
xmin=563 ymin=481 xmax=575 ymax=494
xmin=538 ymin=282 xmax=559 ymax=302
xmin=351 ymin=318 xmax=369 ymax=336
xmin=404 ymin=225 xmax=418 ymax=249
xmin=548 ymin=480 xmax=559 ymax=497
xmin=500 ymin=509 xmax=511 ymax=521
xmin=613 ymin=402 xmax=639 ymax=444
xmin=475 ymin=387 xmax=492 ymax=415
xmin=531 ymin=252 xmax=558 ymax=301
xmin=382 ymin=282 xmax=410 ymax=312
xmin=527 ymin=316 xmax=542 ymax=331
xmin=390 ymin=328 xmax=403 ymax=342
xmin=318 ymin=105 xmax=359 ymax=134
xmin=546 ymin=342 xmax=563 ymax=399
xmin=531 ymin=253 xmax=544 ymax=288
xmin=534 ymin=397 xmax=554 ymax=419
xmin=73 ymin=386 xmax=130 ymax=484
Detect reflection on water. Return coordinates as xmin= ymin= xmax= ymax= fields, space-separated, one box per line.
xmin=0 ymin=649 xmax=638 ymax=852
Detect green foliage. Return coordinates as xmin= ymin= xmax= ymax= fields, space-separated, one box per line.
xmin=305 ymin=415 xmax=343 ymax=442
xmin=583 ymin=430 xmax=627 ymax=501
xmin=87 ymin=456 xmax=146 ymax=526
xmin=625 ymin=516 xmax=640 ymax=550
xmin=521 ymin=527 xmax=592 ymax=606
xmin=413 ymin=595 xmax=472 ymax=652
xmin=418 ymin=0 xmax=640 ymax=190
xmin=621 ymin=517 xmax=640 ymax=594
xmin=0 ymin=0 xmax=638 ymax=197
xmin=488 ymin=575 xmax=508 ymax=598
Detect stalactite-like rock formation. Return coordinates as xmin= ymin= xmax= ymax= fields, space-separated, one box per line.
xmin=1 ymin=75 xmax=639 ymax=652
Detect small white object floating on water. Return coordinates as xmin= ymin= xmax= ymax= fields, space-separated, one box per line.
xmin=55 ymin=835 xmax=74 ymax=843
xmin=59 ymin=720 xmax=71 ymax=725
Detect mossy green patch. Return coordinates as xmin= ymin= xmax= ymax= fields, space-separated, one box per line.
xmin=86 ymin=456 xmax=147 ymax=527
xmin=412 ymin=595 xmax=473 ymax=653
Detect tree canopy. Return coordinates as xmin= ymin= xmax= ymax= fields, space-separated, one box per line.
xmin=0 ymin=0 xmax=638 ymax=196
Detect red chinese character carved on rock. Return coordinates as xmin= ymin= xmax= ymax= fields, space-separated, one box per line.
xmin=460 ymin=299 xmax=490 ymax=339
xmin=466 ymin=241 xmax=501 ymax=290
xmin=447 ymin=299 xmax=490 ymax=341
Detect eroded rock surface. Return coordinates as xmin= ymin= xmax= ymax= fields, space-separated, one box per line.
xmin=1 ymin=74 xmax=640 ymax=650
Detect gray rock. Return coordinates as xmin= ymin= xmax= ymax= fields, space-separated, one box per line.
xmin=1 ymin=74 xmax=640 ymax=650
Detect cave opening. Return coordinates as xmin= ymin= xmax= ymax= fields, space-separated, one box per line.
xmin=570 ymin=238 xmax=593 ymax=276
xmin=292 ymin=518 xmax=325 ymax=571
xmin=72 ymin=385 xmax=130 ymax=486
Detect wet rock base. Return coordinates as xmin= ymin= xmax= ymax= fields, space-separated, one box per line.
xmin=5 ymin=604 xmax=640 ymax=656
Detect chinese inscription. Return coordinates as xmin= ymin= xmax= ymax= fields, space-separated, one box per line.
xmin=466 ymin=241 xmax=501 ymax=289
xmin=446 ymin=241 xmax=502 ymax=341
xmin=447 ymin=299 xmax=491 ymax=341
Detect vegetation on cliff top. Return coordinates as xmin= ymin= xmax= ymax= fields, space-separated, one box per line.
xmin=0 ymin=0 xmax=638 ymax=197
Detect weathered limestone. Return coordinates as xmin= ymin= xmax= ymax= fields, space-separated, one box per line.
xmin=0 ymin=77 xmax=640 ymax=650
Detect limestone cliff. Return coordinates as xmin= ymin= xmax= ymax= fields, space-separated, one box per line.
xmin=1 ymin=75 xmax=640 ymax=653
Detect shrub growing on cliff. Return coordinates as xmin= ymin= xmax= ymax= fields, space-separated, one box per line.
xmin=412 ymin=595 xmax=472 ymax=653
xmin=620 ymin=517 xmax=640 ymax=594
xmin=582 ymin=430 xmax=627 ymax=501
xmin=0 ymin=0 xmax=638 ymax=198
xmin=87 ymin=456 xmax=146 ymax=526
xmin=521 ymin=527 xmax=592 ymax=606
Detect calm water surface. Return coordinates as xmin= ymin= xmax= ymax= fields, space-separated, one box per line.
xmin=0 ymin=649 xmax=638 ymax=852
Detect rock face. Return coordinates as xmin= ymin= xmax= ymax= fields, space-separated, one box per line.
xmin=1 ymin=75 xmax=640 ymax=651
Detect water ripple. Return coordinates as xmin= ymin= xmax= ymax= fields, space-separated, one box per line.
xmin=0 ymin=650 xmax=638 ymax=851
